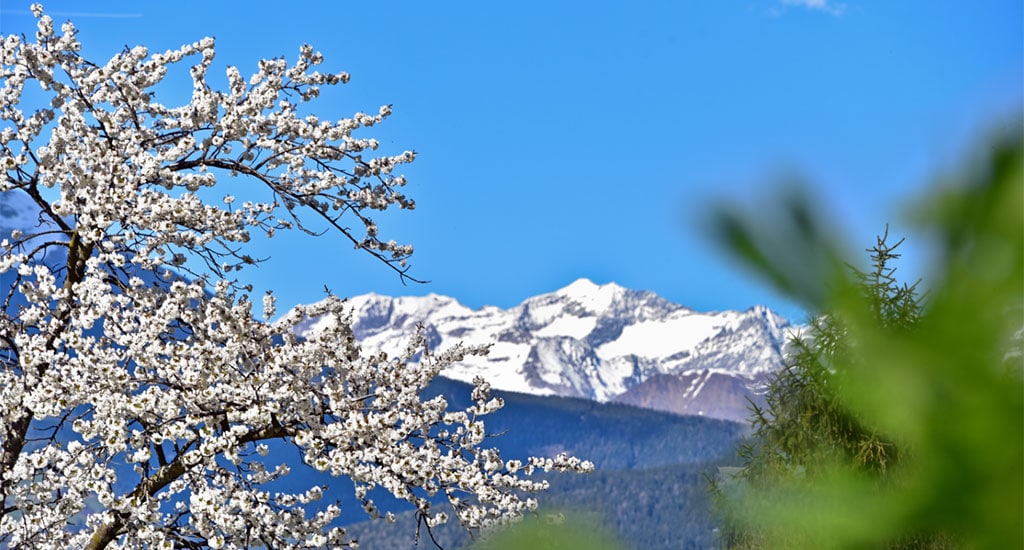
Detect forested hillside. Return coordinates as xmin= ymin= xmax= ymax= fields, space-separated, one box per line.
xmin=341 ymin=377 xmax=745 ymax=549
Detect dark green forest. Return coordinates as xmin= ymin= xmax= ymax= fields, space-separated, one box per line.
xmin=342 ymin=377 xmax=746 ymax=549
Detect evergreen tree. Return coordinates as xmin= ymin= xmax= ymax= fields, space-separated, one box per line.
xmin=715 ymin=232 xmax=943 ymax=548
xmin=711 ymin=123 xmax=1022 ymax=549
xmin=742 ymin=229 xmax=916 ymax=485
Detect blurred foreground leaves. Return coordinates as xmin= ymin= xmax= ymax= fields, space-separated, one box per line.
xmin=472 ymin=513 xmax=626 ymax=550
xmin=712 ymin=123 xmax=1023 ymax=548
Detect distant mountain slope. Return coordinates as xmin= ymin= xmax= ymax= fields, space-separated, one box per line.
xmin=425 ymin=376 xmax=745 ymax=470
xmin=345 ymin=462 xmax=729 ymax=550
xmin=274 ymin=375 xmax=744 ymax=532
xmin=292 ymin=278 xmax=795 ymax=422
xmin=339 ymin=377 xmax=744 ymax=549
xmin=611 ymin=370 xmax=766 ymax=423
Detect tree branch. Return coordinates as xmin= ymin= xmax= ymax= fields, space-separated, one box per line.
xmin=86 ymin=423 xmax=294 ymax=550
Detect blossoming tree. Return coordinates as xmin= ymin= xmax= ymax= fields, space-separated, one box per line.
xmin=0 ymin=6 xmax=591 ymax=548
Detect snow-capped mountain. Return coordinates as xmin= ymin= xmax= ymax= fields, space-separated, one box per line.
xmin=0 ymin=190 xmax=793 ymax=423
xmin=293 ymin=278 xmax=796 ymax=422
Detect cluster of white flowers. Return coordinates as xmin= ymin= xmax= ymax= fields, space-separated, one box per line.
xmin=0 ymin=6 xmax=592 ymax=548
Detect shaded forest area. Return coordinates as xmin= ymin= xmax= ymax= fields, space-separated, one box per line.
xmin=343 ymin=377 xmax=746 ymax=549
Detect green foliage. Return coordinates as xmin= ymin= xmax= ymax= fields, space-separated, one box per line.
xmin=741 ymin=229 xmax=915 ymax=484
xmin=711 ymin=124 xmax=1023 ymax=548
xmin=471 ymin=514 xmax=626 ymax=550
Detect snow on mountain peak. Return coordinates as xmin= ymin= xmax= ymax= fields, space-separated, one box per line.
xmin=551 ymin=278 xmax=624 ymax=313
xmin=561 ymin=277 xmax=601 ymax=294
xmin=289 ymin=282 xmax=795 ymax=421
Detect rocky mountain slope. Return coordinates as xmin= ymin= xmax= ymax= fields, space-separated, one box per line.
xmin=292 ymin=278 xmax=796 ymax=422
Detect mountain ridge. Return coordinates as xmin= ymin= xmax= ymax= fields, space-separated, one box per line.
xmin=292 ymin=278 xmax=796 ymax=422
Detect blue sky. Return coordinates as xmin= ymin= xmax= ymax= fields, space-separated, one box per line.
xmin=1 ymin=1 xmax=1021 ymax=321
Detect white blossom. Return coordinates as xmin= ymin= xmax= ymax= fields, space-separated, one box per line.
xmin=0 ymin=7 xmax=590 ymax=549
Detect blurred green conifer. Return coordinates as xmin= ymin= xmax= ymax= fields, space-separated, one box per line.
xmin=711 ymin=123 xmax=1023 ymax=549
